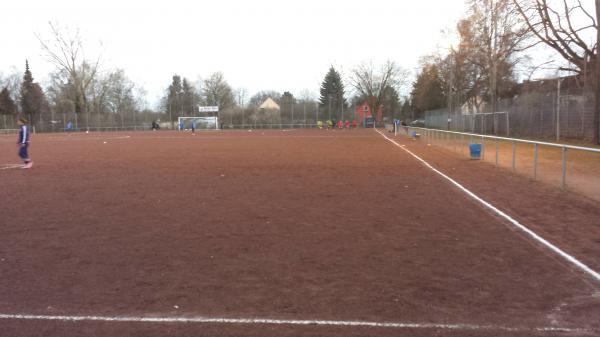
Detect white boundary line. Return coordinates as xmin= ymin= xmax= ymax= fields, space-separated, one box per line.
xmin=45 ymin=135 xmax=132 ymax=141
xmin=0 ymin=313 xmax=593 ymax=333
xmin=116 ymin=135 xmax=375 ymax=141
xmin=374 ymin=128 xmax=600 ymax=283
xmin=0 ymin=164 xmax=24 ymax=170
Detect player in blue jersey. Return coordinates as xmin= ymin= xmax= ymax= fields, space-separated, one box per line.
xmin=17 ymin=117 xmax=33 ymax=169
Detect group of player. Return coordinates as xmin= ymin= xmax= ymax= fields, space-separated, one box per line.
xmin=317 ymin=119 xmax=358 ymax=129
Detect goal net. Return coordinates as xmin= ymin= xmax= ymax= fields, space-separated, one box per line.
xmin=178 ymin=117 xmax=219 ymax=130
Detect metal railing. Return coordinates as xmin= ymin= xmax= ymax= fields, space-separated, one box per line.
xmin=0 ymin=129 xmax=19 ymax=135
xmin=403 ymin=126 xmax=600 ymax=192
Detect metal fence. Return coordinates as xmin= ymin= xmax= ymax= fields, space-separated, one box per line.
xmin=0 ymin=128 xmax=18 ymax=135
xmin=424 ymin=88 xmax=596 ymax=143
xmin=0 ymin=121 xmax=374 ymax=134
xmin=401 ymin=126 xmax=600 ymax=201
xmin=2 ymin=111 xmax=168 ymax=133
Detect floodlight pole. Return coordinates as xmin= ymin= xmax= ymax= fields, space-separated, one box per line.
xmin=303 ymin=101 xmax=306 ymax=128
xmin=556 ymin=78 xmax=562 ymax=142
xmin=169 ymin=102 xmax=173 ymax=129
xmin=316 ymin=102 xmax=319 ymax=124
xmin=179 ymin=92 xmax=183 ymax=121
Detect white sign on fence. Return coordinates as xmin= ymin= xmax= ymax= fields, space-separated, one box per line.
xmin=198 ymin=106 xmax=219 ymax=112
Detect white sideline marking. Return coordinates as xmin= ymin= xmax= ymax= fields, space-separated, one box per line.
xmin=0 ymin=164 xmax=24 ymax=170
xmin=135 ymin=135 xmax=374 ymax=140
xmin=0 ymin=313 xmax=591 ymax=333
xmin=46 ymin=135 xmax=132 ymax=141
xmin=375 ymin=129 xmax=600 ymax=283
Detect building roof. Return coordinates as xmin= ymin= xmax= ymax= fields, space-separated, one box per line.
xmin=259 ymin=97 xmax=280 ymax=110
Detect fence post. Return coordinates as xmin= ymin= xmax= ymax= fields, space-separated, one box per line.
xmin=512 ymin=141 xmax=516 ymax=171
xmin=445 ymin=131 xmax=448 ymax=147
xmin=481 ymin=115 xmax=484 ymax=135
xmin=495 ymin=139 xmax=499 ymax=166
xmin=454 ymin=133 xmax=458 ymax=153
xmin=561 ymin=146 xmax=567 ymax=190
xmin=533 ymin=143 xmax=538 ymax=180
xmin=481 ymin=136 xmax=485 ymax=160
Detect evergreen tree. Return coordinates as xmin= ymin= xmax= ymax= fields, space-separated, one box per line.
xmin=319 ymin=66 xmax=346 ymax=121
xmin=381 ymin=86 xmax=401 ymax=120
xmin=167 ymin=75 xmax=183 ymax=123
xmin=20 ymin=60 xmax=34 ymax=120
xmin=20 ymin=60 xmax=46 ymax=126
xmin=410 ymin=63 xmax=446 ymax=115
xmin=400 ymin=99 xmax=412 ymax=121
xmin=181 ymin=78 xmax=199 ymax=116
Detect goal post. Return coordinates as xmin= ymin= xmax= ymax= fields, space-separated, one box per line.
xmin=177 ymin=116 xmax=219 ymax=130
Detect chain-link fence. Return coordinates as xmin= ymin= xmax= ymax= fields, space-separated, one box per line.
xmin=425 ymin=88 xmax=597 ymax=143
xmin=1 ymin=110 xmax=169 ymax=133
xmin=1 ymin=102 xmax=375 ymax=133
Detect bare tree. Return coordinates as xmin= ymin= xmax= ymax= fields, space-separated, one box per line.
xmin=0 ymin=67 xmax=23 ymax=109
xmin=87 ymin=71 xmax=111 ymax=117
xmin=513 ymin=0 xmax=597 ymax=72
xmin=46 ymin=70 xmax=77 ymax=128
xmin=465 ymin=0 xmax=530 ymax=115
xmin=202 ymin=72 xmax=234 ymax=110
xmin=0 ymin=87 xmax=17 ymax=128
xmin=248 ymin=90 xmax=281 ymax=108
xmin=234 ymin=88 xmax=248 ymax=126
xmin=513 ymin=0 xmax=599 ymax=143
xmin=37 ymin=22 xmax=100 ymax=129
xmin=105 ymin=69 xmax=137 ymax=128
xmin=349 ymin=60 xmax=408 ymax=123
xmin=298 ymin=89 xmax=317 ymax=125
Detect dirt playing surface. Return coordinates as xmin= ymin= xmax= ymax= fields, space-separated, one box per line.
xmin=0 ymin=129 xmax=599 ymax=336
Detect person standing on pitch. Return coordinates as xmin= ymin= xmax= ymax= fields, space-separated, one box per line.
xmin=17 ymin=117 xmax=33 ymax=169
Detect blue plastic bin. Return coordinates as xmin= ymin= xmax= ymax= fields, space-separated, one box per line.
xmin=469 ymin=143 xmax=482 ymax=159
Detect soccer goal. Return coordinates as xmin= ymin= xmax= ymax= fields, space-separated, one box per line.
xmin=177 ymin=117 xmax=219 ymax=130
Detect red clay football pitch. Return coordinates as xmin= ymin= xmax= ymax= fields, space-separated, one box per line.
xmin=0 ymin=128 xmax=599 ymax=337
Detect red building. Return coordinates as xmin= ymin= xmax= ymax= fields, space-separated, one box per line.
xmin=354 ymin=99 xmax=383 ymax=123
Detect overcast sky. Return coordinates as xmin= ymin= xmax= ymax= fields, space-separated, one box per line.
xmin=3 ymin=0 xmax=477 ymax=107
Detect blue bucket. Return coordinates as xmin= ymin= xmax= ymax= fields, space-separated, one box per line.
xmin=469 ymin=143 xmax=482 ymax=159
